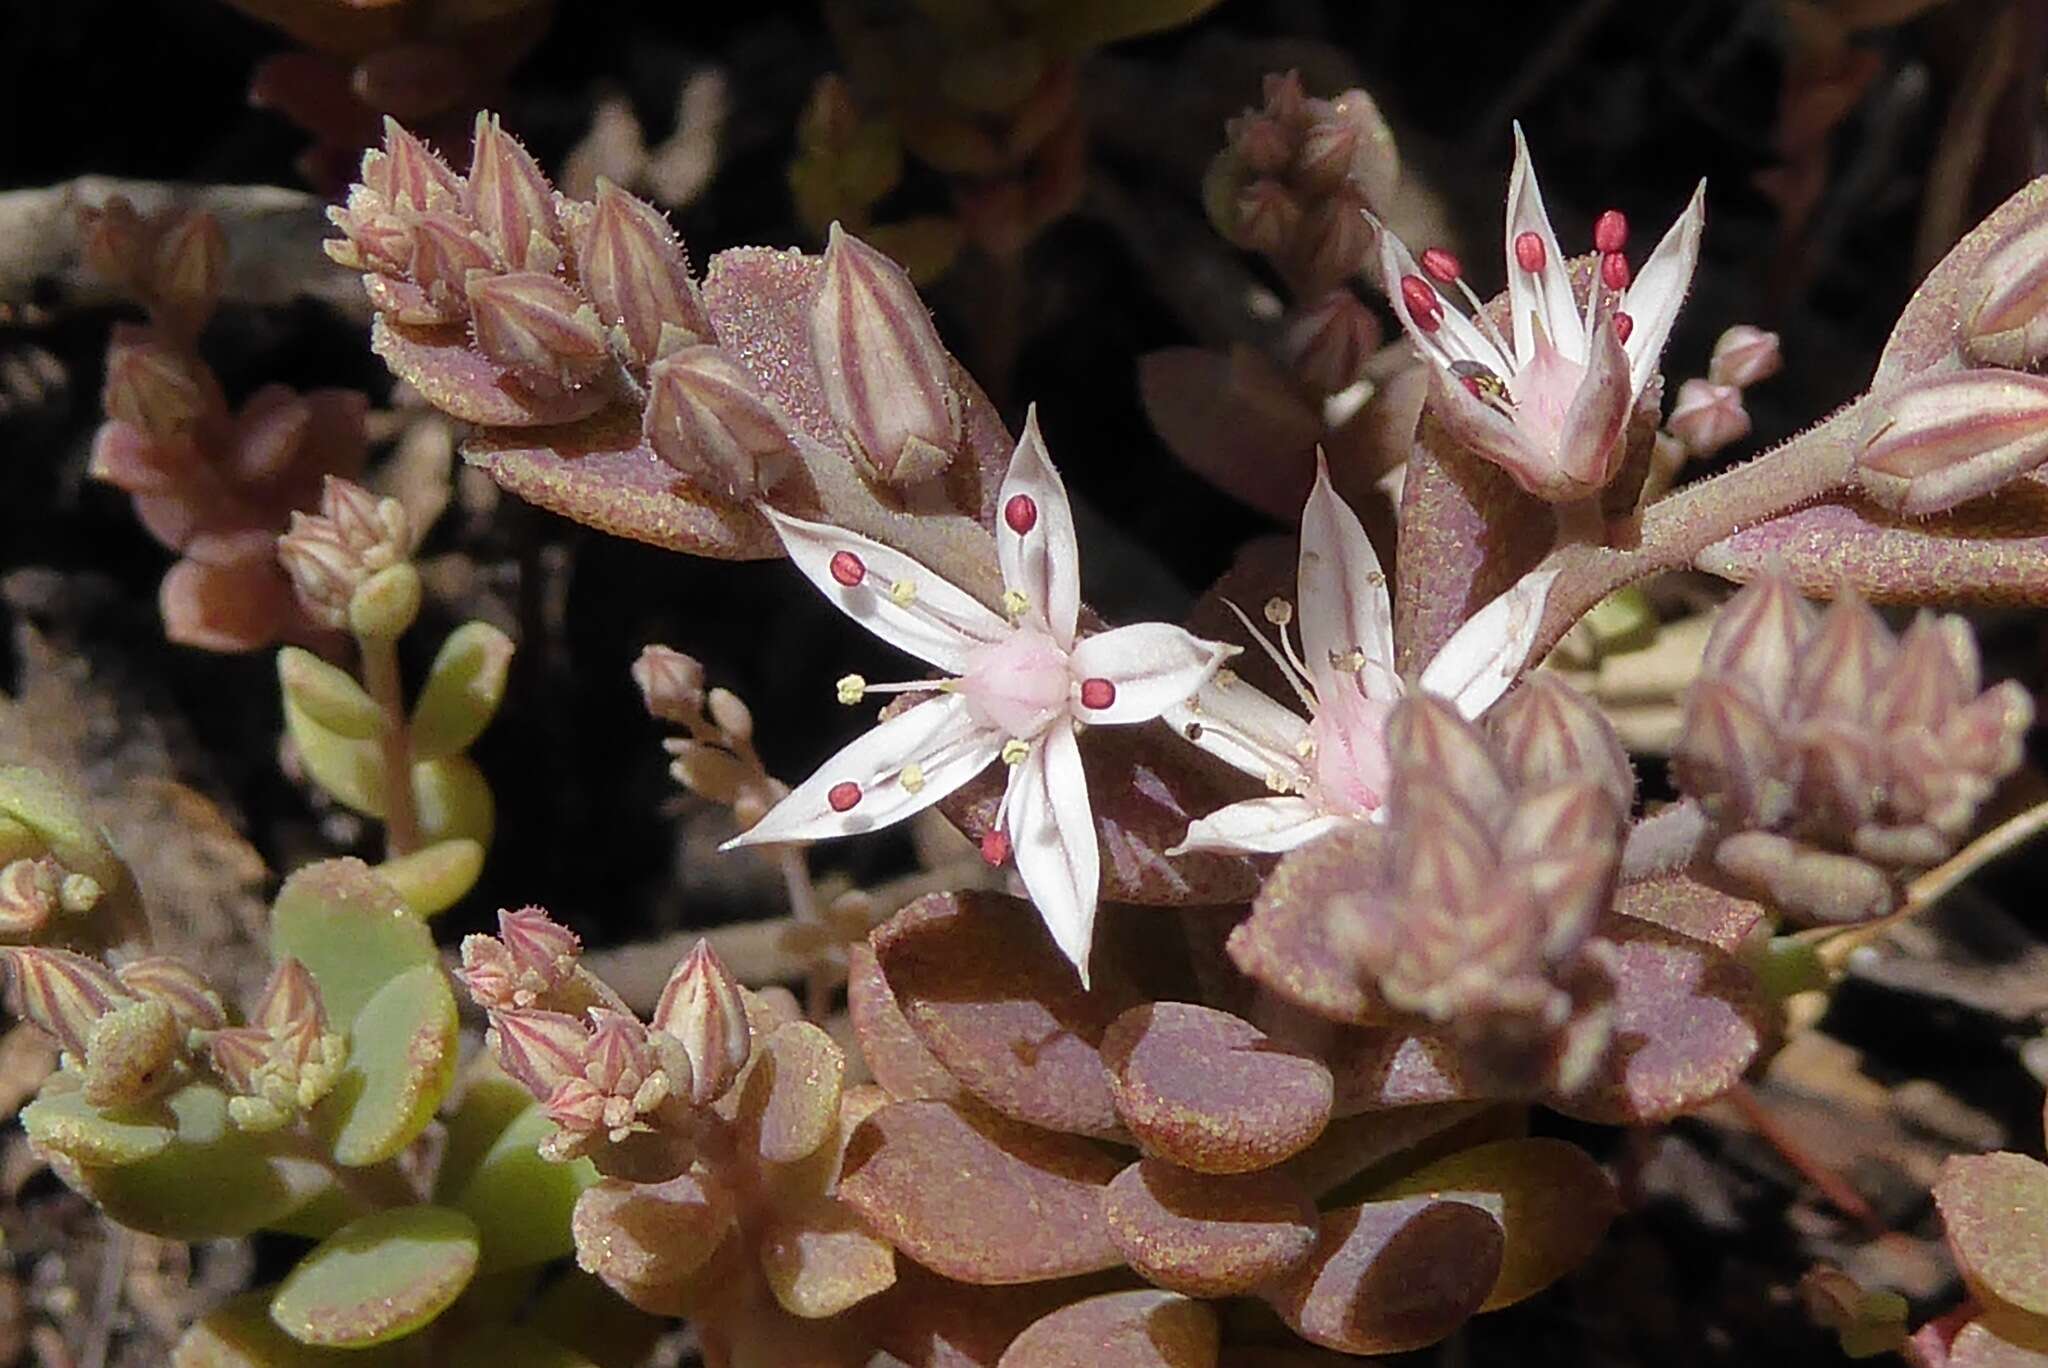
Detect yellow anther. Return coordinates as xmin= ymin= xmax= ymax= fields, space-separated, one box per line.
xmin=1264 ymin=771 xmax=1292 ymax=794
xmin=1330 ymin=649 xmax=1367 ymax=672
xmin=836 ymin=674 xmax=867 ymax=705
xmin=1001 ymin=739 xmax=1031 ymax=766
xmin=900 ymin=763 xmax=927 ymax=794
xmin=1214 ymin=668 xmax=1239 ymax=687
xmin=1295 ymin=736 xmax=1316 ymax=758
xmin=888 ymin=578 xmax=917 ymax=607
xmin=1002 ymin=588 xmax=1030 ymax=618
xmin=1263 ymin=597 xmax=1294 ymax=627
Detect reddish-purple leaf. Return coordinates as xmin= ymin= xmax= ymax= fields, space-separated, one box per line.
xmin=1277 ymin=1103 xmax=1493 ymax=1199
xmin=1265 ymin=1196 xmax=1503 ymax=1355
xmin=1936 ymin=1153 xmax=2048 ymax=1318
xmin=1229 ymin=825 xmax=1389 ymax=1025
xmin=996 ymin=1290 xmax=1220 ymax=1368
xmin=1948 ymin=1318 xmax=2048 ymax=1368
xmin=837 ymin=1100 xmax=1124 ymax=1284
xmin=371 ymin=317 xmax=610 ymax=427
xmin=857 ymin=1265 xmax=1125 ymax=1368
xmin=1320 ymin=1028 xmax=1480 ymax=1113
xmin=1103 ymin=1159 xmax=1319 ymax=1297
xmin=846 ymin=941 xmax=963 ymax=1105
xmin=872 ymin=892 xmax=1125 ymax=1139
xmin=1614 ymin=872 xmax=1767 ymax=956
xmin=1101 ymin=1002 xmax=1332 ymax=1174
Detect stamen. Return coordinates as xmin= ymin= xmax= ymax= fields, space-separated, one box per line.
xmin=1002 ymin=588 xmax=1030 ymax=618
xmin=900 ymin=763 xmax=926 ymax=794
xmin=1513 ymin=232 xmax=1546 ymax=272
xmin=836 ymin=674 xmax=866 ymax=705
xmin=1000 ymin=739 xmax=1030 ymax=765
xmin=1420 ymin=247 xmax=1462 ymax=283
xmin=1004 ymin=494 xmax=1038 ymax=534
xmin=1295 ymin=736 xmax=1316 ymax=758
xmin=1446 ymin=276 xmax=1513 ymax=358
xmin=1600 ymin=252 xmax=1631 ymax=291
xmin=1221 ymin=599 xmax=1317 ymax=712
xmin=1399 ymin=275 xmax=1443 ymax=331
xmin=888 ymin=578 xmax=917 ymax=607
xmin=980 ymin=829 xmax=1011 ymax=866
xmin=830 ymin=551 xmax=866 ymax=587
xmin=1612 ymin=310 xmax=1634 ymax=344
xmin=1263 ymin=597 xmax=1293 ymax=627
xmin=1079 ymin=678 xmax=1116 ymax=710
xmin=828 ymin=781 xmax=862 ymax=812
xmin=1593 ymin=209 xmax=1629 ymax=255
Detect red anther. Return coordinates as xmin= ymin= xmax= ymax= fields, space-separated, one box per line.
xmin=827 ymin=781 xmax=862 ymax=812
xmin=1593 ymin=209 xmax=1629 ymax=254
xmin=980 ymin=828 xmax=1012 ymax=866
xmin=1004 ymin=494 xmax=1038 ymax=534
xmin=829 ymin=551 xmax=866 ymax=587
xmin=1600 ymin=252 xmax=1631 ymax=291
xmin=1399 ymin=275 xmax=1442 ymax=331
xmin=1420 ymin=247 xmax=1462 ymax=283
xmin=1513 ymin=231 xmax=1546 ymax=273
xmin=1612 ymin=310 xmax=1634 ymax=343
xmin=1079 ymin=677 xmax=1117 ymax=710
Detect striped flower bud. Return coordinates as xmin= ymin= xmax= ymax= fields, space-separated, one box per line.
xmin=1668 ymin=379 xmax=1750 ymax=457
xmin=467 ymin=112 xmax=562 ymax=274
xmin=1963 ymin=211 xmax=2048 ymax=368
xmin=465 ymin=270 xmax=611 ymax=389
xmin=1856 ymin=369 xmax=2048 ymax=517
xmin=1706 ymin=325 xmax=1782 ymax=388
xmin=643 ymin=345 xmax=795 ymax=501
xmin=651 ymin=939 xmax=751 ymax=1107
xmin=576 ymin=181 xmax=709 ymax=366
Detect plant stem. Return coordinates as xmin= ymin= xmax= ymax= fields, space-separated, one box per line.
xmin=776 ymin=847 xmax=832 ymax=1021
xmin=1725 ymin=1082 xmax=1884 ymax=1235
xmin=359 ymin=632 xmax=420 ymax=859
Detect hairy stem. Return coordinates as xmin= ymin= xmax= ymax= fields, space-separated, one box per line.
xmin=360 ymin=633 xmax=420 ymax=859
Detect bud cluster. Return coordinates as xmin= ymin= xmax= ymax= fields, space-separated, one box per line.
xmin=1 ymin=946 xmax=222 ymax=1109
xmin=206 ymin=960 xmax=347 ymax=1132
xmin=1329 ymin=683 xmax=1630 ymax=1083
xmin=463 ymin=906 xmax=752 ymax=1166
xmin=0 ymin=855 xmax=102 ymax=942
xmin=1205 ymin=71 xmax=1398 ymax=298
xmin=1675 ymin=571 xmax=2033 ymax=923
xmin=77 ymin=197 xmax=225 ymax=341
xmin=633 ymin=647 xmax=788 ymax=833
xmin=1667 ymin=324 xmax=1782 ymax=459
xmin=275 ymin=476 xmax=418 ymax=635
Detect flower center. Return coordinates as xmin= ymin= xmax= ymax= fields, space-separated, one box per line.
xmin=958 ymin=629 xmax=1071 ymax=738
xmin=1307 ymin=669 xmax=1393 ymax=817
xmin=1508 ymin=325 xmax=1586 ymax=454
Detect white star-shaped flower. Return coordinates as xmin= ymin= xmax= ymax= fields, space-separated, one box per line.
xmin=1375 ymin=124 xmax=1705 ymax=502
xmin=1167 ymin=457 xmax=1556 ymax=855
xmin=724 ymin=407 xmax=1237 ymax=983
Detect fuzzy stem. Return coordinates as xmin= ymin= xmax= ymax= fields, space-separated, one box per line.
xmin=359 ymin=633 xmax=420 ymax=859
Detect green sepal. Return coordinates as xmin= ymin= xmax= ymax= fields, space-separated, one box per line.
xmin=450 ymin=1102 xmax=597 ymax=1273
xmin=410 ymin=622 xmax=514 ymax=762
xmin=269 ymin=858 xmax=436 ymax=1025
xmin=316 ymin=964 xmax=458 ymax=1166
xmin=270 ymin=1205 xmax=480 ymax=1348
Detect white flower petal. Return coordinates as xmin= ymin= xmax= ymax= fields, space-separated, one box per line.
xmin=996 ymin=406 xmax=1082 ymax=648
xmin=1425 ymin=361 xmax=1561 ymax=499
xmin=762 ymin=507 xmax=1007 ymax=674
xmin=1007 ymin=722 xmax=1101 ymax=985
xmin=1170 ymin=796 xmax=1347 ymax=855
xmin=1297 ymin=454 xmax=1395 ymax=692
xmin=1505 ymin=123 xmax=1583 ymax=364
xmin=1163 ymin=675 xmax=1313 ymax=787
xmin=723 ymin=693 xmax=1002 ymax=848
xmin=1067 ymin=623 xmax=1236 ymax=726
xmin=1374 ymin=219 xmax=1513 ymax=376
xmin=1621 ymin=178 xmax=1707 ymax=398
xmin=1417 ymin=566 xmax=1561 ymax=718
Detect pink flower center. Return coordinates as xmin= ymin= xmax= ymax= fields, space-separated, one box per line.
xmin=1308 ymin=670 xmax=1394 ymax=818
xmin=1508 ymin=327 xmax=1586 ymax=456
xmin=958 ymin=629 xmax=1071 ymax=738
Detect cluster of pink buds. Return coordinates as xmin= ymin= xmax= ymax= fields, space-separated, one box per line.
xmin=0 ymin=947 xmax=223 ymax=1109
xmin=464 ymin=906 xmax=752 ymax=1166
xmin=275 ymin=475 xmax=417 ymax=635
xmin=1207 ymin=71 xmax=1398 ymax=298
xmin=0 ymin=856 xmax=103 ymax=941
xmin=1667 ymin=324 xmax=1783 ymax=459
xmin=1676 ymin=570 xmax=2035 ymax=923
xmin=633 ymin=648 xmax=789 ymax=834
xmin=205 ymin=960 xmax=348 ymax=1132
xmin=78 ymin=197 xmax=225 ymax=342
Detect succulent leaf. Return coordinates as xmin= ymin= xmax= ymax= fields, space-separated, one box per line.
xmin=268 ymin=1205 xmax=480 ymax=1347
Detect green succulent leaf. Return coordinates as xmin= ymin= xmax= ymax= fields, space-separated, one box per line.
xmin=270 ymin=1205 xmax=481 ymax=1348
xmin=436 ymin=1072 xmax=540 ymax=1201
xmin=70 ymin=1083 xmax=332 ymax=1240
xmin=284 ymin=697 xmax=391 ymax=818
xmin=171 ymin=1290 xmax=410 ymax=1366
xmin=270 ymin=858 xmax=435 ymax=1025
xmin=410 ymin=622 xmax=515 ymax=762
xmin=1936 ymin=1152 xmax=2048 ymax=1318
xmin=451 ymin=1102 xmax=598 ymax=1272
xmin=415 ymin=754 xmax=495 ymax=847
xmin=376 ymin=837 xmax=485 ymax=918
xmin=277 ymin=648 xmax=383 ymax=740
xmin=0 ymin=764 xmax=141 ymax=935
xmin=317 ymin=964 xmax=459 ymax=1167
xmin=21 ymin=1082 xmax=174 ymax=1166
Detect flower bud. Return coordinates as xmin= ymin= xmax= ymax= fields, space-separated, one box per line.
xmin=1668 ymin=379 xmax=1750 ymax=457
xmin=808 ymin=223 xmax=960 ymax=485
xmin=1856 ymin=369 xmax=2048 ymax=516
xmin=115 ymin=956 xmax=227 ymax=1033
xmin=0 ymin=945 xmax=130 ymax=1057
xmin=230 ymin=388 xmax=312 ymax=484
xmin=1295 ymin=189 xmax=1373 ymax=295
xmin=0 ymin=857 xmax=60 ymax=938
xmin=651 ymin=940 xmax=751 ymax=1106
xmin=1790 ymin=593 xmax=1896 ymax=724
xmin=253 ymin=959 xmax=327 ymax=1036
xmin=1385 ymin=695 xmax=1510 ymax=818
xmin=349 ymin=563 xmax=424 ymax=641
xmin=82 ymin=997 xmax=181 ymax=1108
xmin=409 ymin=213 xmax=495 ymax=319
xmin=578 ymin=181 xmax=708 ymax=366
xmin=1294 ymin=100 xmax=1361 ymax=192
xmin=707 ymin=687 xmax=753 ymax=743
xmin=277 ymin=517 xmax=359 ymax=629
xmin=1707 ymin=325 xmax=1782 ymax=388
xmin=1231 ymin=115 xmax=1291 ymax=175
xmin=642 ymin=345 xmax=795 ymax=501
xmin=150 ymin=210 xmax=226 ymax=334
xmin=1699 ymin=569 xmax=1815 ymax=717
xmin=500 ymin=906 xmax=580 ymax=997
xmin=1964 ymin=212 xmax=2048 ymax=368
xmin=376 ymin=117 xmax=465 ymax=215
xmin=467 ymin=113 xmax=561 ymax=274
xmin=1230 ymin=178 xmax=1303 ymax=258
xmin=1285 ymin=289 xmax=1380 ymax=394
xmin=1488 ymin=674 xmax=1634 ymax=813
xmin=1674 ymin=678 xmax=1792 ymax=830
xmin=1261 ymin=70 xmax=1308 ymax=128
xmin=103 ymin=332 xmax=222 ymax=438
xmin=1870 ymin=614 xmax=1974 ymax=734
xmin=632 ymin=645 xmax=706 ymax=723
xmin=465 ymin=271 xmax=612 ymax=389
xmin=489 ymin=1008 xmax=592 ymax=1101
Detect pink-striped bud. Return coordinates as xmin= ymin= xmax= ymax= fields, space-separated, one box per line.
xmin=466 ymin=113 xmax=561 ymax=274
xmin=1698 ymin=568 xmax=1816 ymax=717
xmin=0 ymin=858 xmax=61 ymax=939
xmin=1856 ymin=369 xmax=2048 ymax=516
xmin=408 ymin=213 xmax=495 ymax=320
xmin=1295 ymin=188 xmax=1372 ymax=293
xmin=374 ymin=117 xmax=465 ymax=215
xmin=1230 ymin=178 xmax=1303 ymax=258
xmin=150 ymin=210 xmax=226 ymax=335
xmin=488 ymin=1008 xmax=591 ymax=1101
xmin=253 ymin=959 xmax=328 ymax=1036
xmin=651 ymin=939 xmax=751 ymax=1106
xmin=464 ymin=271 xmax=611 ymax=388
xmin=1707 ymin=325 xmax=1781 ymax=388
xmin=1488 ymin=674 xmax=1634 ymax=813
xmin=632 ymin=645 xmax=707 ymax=724
xmin=1674 ymin=677 xmax=1793 ymax=830
xmin=576 ymin=181 xmax=709 ymax=366
xmin=501 ymin=905 xmax=580 ymax=989
xmin=115 ymin=956 xmax=227 ymax=1032
xmin=643 ymin=345 xmax=795 ymax=501
xmin=1668 ymin=379 xmax=1750 ymax=457
xmin=808 ymin=224 xmax=960 ymax=485
xmin=103 ymin=331 xmax=223 ymax=438
xmin=1964 ymin=211 xmax=2048 ymax=368
xmin=0 ymin=945 xmax=131 ymax=1056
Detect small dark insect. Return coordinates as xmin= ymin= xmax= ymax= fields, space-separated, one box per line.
xmin=1450 ymin=358 xmax=1514 ymax=406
